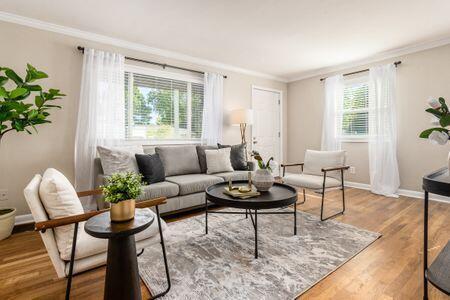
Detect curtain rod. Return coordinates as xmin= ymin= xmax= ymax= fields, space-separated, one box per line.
xmin=319 ymin=61 xmax=402 ymax=82
xmin=77 ymin=46 xmax=227 ymax=79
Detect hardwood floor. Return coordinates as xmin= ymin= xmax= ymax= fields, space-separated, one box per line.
xmin=0 ymin=188 xmax=449 ymax=299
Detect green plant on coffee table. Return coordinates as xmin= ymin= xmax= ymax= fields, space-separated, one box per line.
xmin=101 ymin=172 xmax=143 ymax=204
xmin=419 ymin=97 xmax=450 ymax=145
xmin=251 ymin=150 xmax=274 ymax=171
xmin=0 ymin=64 xmax=65 ymax=145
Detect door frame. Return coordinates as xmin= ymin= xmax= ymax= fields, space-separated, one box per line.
xmin=251 ymin=85 xmax=284 ymax=172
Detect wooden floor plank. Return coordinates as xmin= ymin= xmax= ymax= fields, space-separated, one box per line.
xmin=0 ymin=188 xmax=448 ymax=299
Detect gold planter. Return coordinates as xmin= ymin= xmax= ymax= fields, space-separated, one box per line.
xmin=110 ymin=199 xmax=135 ymax=222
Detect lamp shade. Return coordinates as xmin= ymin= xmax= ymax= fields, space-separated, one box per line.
xmin=229 ymin=109 xmax=253 ymax=125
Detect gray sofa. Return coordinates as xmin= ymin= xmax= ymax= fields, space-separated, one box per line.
xmin=94 ymin=145 xmax=255 ymax=214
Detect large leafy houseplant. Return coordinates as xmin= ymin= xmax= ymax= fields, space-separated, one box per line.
xmin=0 ymin=64 xmax=65 ymax=145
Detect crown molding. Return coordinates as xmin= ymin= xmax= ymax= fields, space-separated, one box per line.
xmin=287 ymin=35 xmax=450 ymax=83
xmin=0 ymin=11 xmax=288 ymax=82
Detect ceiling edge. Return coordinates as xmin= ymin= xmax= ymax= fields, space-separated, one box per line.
xmin=0 ymin=11 xmax=288 ymax=83
xmin=287 ymin=35 xmax=450 ymax=83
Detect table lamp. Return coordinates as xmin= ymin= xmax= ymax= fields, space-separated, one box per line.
xmin=230 ymin=109 xmax=253 ymax=160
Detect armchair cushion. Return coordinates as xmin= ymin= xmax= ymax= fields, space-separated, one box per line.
xmin=39 ymin=168 xmax=84 ymax=260
xmin=303 ymin=150 xmax=346 ymax=179
xmin=283 ymin=174 xmax=341 ymax=190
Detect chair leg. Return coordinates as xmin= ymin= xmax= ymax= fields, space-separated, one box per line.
xmin=150 ymin=205 xmax=171 ymax=299
xmin=298 ymin=189 xmax=306 ymax=204
xmin=65 ymin=222 xmax=79 ymax=300
xmin=320 ymin=172 xmax=345 ymax=221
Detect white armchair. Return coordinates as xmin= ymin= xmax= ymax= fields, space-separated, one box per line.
xmin=281 ymin=150 xmax=349 ymax=221
xmin=24 ymin=170 xmax=170 ymax=299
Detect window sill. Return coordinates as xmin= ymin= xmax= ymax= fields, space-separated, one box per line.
xmin=341 ymin=139 xmax=368 ymax=143
xmin=123 ymin=139 xmax=202 ymax=146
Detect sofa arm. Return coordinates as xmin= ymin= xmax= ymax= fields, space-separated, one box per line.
xmin=247 ymin=161 xmax=256 ymax=171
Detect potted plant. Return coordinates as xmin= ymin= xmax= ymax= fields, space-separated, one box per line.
xmin=419 ymin=97 xmax=450 ymax=169
xmin=0 ymin=208 xmax=16 ymax=241
xmin=0 ymin=64 xmax=64 ymax=238
xmin=251 ymin=151 xmax=276 ymax=191
xmin=101 ymin=172 xmax=143 ymax=222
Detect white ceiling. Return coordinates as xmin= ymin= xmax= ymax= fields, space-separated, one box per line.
xmin=1 ymin=0 xmax=450 ymax=81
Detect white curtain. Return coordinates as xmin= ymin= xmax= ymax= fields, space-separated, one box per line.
xmin=368 ymin=63 xmax=400 ymax=197
xmin=74 ymin=48 xmax=125 ymax=209
xmin=201 ymin=72 xmax=224 ymax=145
xmin=321 ymin=75 xmax=344 ymax=151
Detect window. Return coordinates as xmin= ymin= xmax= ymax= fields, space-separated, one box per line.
xmin=341 ymin=78 xmax=369 ymax=140
xmin=124 ymin=66 xmax=204 ymax=142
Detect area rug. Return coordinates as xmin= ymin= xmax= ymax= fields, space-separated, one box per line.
xmin=138 ymin=208 xmax=381 ymax=299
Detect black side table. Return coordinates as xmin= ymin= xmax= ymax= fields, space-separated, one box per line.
xmin=422 ymin=167 xmax=450 ymax=299
xmin=85 ymin=209 xmax=154 ymax=300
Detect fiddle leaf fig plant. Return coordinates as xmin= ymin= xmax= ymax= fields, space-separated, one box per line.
xmin=419 ymin=97 xmax=450 ymax=145
xmin=0 ymin=64 xmax=65 ymax=144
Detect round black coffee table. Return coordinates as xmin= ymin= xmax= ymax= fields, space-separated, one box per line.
xmin=85 ymin=209 xmax=154 ymax=300
xmin=205 ymin=180 xmax=298 ymax=258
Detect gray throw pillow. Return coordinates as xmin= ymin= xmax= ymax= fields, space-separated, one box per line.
xmin=135 ymin=153 xmax=165 ymax=184
xmin=217 ymin=143 xmax=247 ymax=170
xmin=196 ymin=145 xmax=218 ymax=173
xmin=155 ymin=146 xmax=201 ymax=176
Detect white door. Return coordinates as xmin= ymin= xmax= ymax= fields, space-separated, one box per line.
xmin=251 ymin=87 xmax=281 ymax=176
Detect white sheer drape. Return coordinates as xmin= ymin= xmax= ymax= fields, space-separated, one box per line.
xmin=201 ymin=72 xmax=224 ymax=145
xmin=74 ymin=48 xmax=125 ymax=209
xmin=368 ymin=63 xmax=400 ymax=197
xmin=321 ymin=75 xmax=344 ymax=151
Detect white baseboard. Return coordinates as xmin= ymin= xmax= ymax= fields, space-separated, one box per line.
xmin=346 ymin=181 xmax=450 ymax=203
xmin=14 ymin=213 xmax=34 ymax=225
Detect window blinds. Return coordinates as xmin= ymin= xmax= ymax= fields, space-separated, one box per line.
xmin=342 ymin=81 xmax=369 ymax=137
xmin=124 ymin=71 xmax=204 ymax=140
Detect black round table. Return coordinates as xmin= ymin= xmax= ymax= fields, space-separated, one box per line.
xmin=85 ymin=209 xmax=154 ymax=300
xmin=205 ymin=180 xmax=298 ymax=258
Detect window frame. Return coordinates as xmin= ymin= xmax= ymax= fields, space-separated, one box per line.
xmin=123 ymin=64 xmax=204 ymax=145
xmin=340 ymin=75 xmax=370 ymax=143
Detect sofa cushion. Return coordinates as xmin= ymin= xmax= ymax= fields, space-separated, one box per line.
xmin=39 ymin=168 xmax=84 ymax=260
xmin=303 ymin=150 xmax=346 ymax=179
xmin=218 ymin=143 xmax=247 ymax=170
xmin=138 ymin=181 xmax=180 ymax=200
xmin=135 ymin=153 xmax=165 ymax=184
xmin=97 ymin=145 xmax=144 ymax=176
xmin=205 ymin=148 xmax=234 ymax=174
xmin=283 ymin=174 xmax=341 ymax=190
xmin=60 ymin=208 xmax=167 ymax=260
xmin=156 ymin=146 xmax=201 ymax=176
xmin=196 ymin=145 xmax=218 ymax=173
xmin=213 ymin=171 xmax=250 ymax=182
xmin=166 ymin=174 xmax=223 ymax=195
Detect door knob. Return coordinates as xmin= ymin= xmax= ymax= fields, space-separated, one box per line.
xmin=253 ymin=141 xmax=257 ymax=144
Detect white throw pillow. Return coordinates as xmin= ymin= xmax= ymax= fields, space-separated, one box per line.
xmin=205 ymin=148 xmax=234 ymax=174
xmin=97 ymin=145 xmax=144 ymax=176
xmin=39 ymin=168 xmax=84 ymax=259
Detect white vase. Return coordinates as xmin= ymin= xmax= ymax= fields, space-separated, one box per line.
xmin=253 ymin=169 xmax=274 ymax=192
xmin=0 ymin=208 xmax=16 ymax=241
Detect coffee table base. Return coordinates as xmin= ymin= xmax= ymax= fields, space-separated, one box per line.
xmin=205 ymin=200 xmax=297 ymax=259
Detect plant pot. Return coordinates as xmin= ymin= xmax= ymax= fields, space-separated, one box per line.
xmin=110 ymin=199 xmax=135 ymax=222
xmin=253 ymin=169 xmax=274 ymax=192
xmin=0 ymin=208 xmax=16 ymax=241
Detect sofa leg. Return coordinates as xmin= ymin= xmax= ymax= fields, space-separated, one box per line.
xmin=65 ymin=222 xmax=79 ymax=300
xmin=150 ymin=205 xmax=171 ymax=299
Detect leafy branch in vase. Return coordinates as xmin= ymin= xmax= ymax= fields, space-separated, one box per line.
xmin=419 ymin=97 xmax=450 ymax=145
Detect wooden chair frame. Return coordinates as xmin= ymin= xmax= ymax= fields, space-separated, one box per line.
xmin=35 ymin=190 xmax=171 ymax=300
xmin=281 ymin=163 xmax=350 ymax=221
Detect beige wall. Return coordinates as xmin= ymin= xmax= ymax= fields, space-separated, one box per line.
xmin=0 ymin=21 xmax=287 ymax=215
xmin=287 ymin=44 xmax=450 ymax=192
